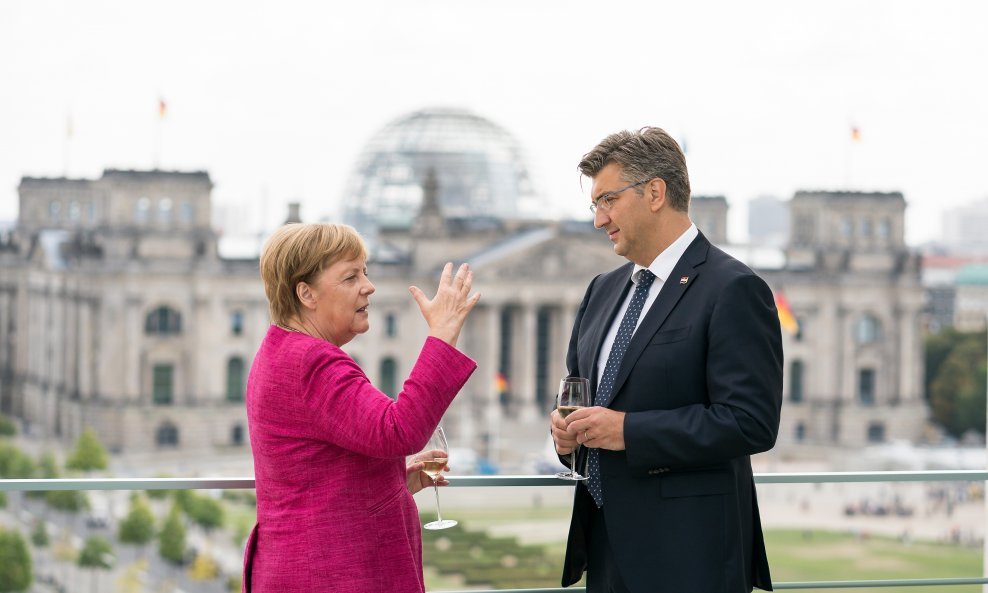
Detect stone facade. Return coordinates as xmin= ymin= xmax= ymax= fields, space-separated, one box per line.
xmin=0 ymin=172 xmax=929 ymax=465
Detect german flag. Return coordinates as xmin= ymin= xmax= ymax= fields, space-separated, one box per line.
xmin=774 ymin=291 xmax=800 ymax=337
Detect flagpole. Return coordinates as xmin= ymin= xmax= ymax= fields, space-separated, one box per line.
xmin=153 ymin=97 xmax=166 ymax=169
xmin=63 ymin=111 xmax=73 ymax=177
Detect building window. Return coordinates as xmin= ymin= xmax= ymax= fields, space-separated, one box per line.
xmin=858 ymin=368 xmax=876 ymax=405
xmin=157 ymin=198 xmax=173 ymax=225
xmin=878 ymin=219 xmax=890 ymax=240
xmin=226 ymin=357 xmax=245 ymax=402
xmin=860 ymin=219 xmax=872 ymax=238
xmin=146 ymin=306 xmax=182 ymax=335
xmin=135 ymin=198 xmax=150 ymax=224
xmin=854 ymin=314 xmax=881 ymax=344
xmin=380 ymin=357 xmax=397 ymax=399
xmin=385 ymin=313 xmax=397 ymax=338
xmin=156 ymin=422 xmax=179 ymax=447
xmin=180 ymin=201 xmax=194 ymax=225
xmin=68 ymin=201 xmax=81 ymax=222
xmin=153 ymin=364 xmax=174 ymax=405
xmin=231 ymin=424 xmax=245 ymax=446
xmin=867 ymin=422 xmax=885 ymax=443
xmin=49 ymin=201 xmax=62 ymax=222
xmin=789 ymin=360 xmax=804 ymax=403
xmin=231 ymin=311 xmax=244 ymax=336
xmin=840 ymin=218 xmax=853 ymax=240
xmin=795 ymin=422 xmax=806 ymax=442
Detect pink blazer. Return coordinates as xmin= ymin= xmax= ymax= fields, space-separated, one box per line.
xmin=243 ymin=326 xmax=476 ymax=593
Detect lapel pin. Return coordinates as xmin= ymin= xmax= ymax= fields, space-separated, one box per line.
xmin=680 ymin=276 xmax=689 ymax=284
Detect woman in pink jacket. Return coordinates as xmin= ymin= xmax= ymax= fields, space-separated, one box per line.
xmin=243 ymin=222 xmax=480 ymax=592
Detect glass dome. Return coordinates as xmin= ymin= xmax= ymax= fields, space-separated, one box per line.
xmin=342 ymin=108 xmax=536 ymax=237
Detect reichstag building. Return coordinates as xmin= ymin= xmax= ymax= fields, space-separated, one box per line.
xmin=0 ymin=108 xmax=928 ymax=468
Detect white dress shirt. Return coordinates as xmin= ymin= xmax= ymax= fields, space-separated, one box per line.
xmin=596 ymin=224 xmax=699 ymax=387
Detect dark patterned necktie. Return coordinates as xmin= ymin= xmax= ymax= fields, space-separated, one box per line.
xmin=586 ymin=269 xmax=656 ymax=508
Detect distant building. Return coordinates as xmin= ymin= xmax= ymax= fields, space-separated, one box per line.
xmin=0 ymin=110 xmax=931 ymax=463
xmin=748 ymin=195 xmax=789 ymax=247
xmin=766 ymin=191 xmax=928 ymax=450
xmin=941 ymin=197 xmax=988 ymax=255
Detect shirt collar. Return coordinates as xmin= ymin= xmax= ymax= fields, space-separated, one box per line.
xmin=631 ymin=223 xmax=698 ymax=285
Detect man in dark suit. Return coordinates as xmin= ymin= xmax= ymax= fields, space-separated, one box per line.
xmin=550 ymin=127 xmax=783 ymax=593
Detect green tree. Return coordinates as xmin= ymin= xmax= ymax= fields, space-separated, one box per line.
xmin=0 ymin=527 xmax=32 ymax=592
xmin=31 ymin=521 xmax=49 ymax=548
xmin=186 ymin=494 xmax=225 ymax=532
xmin=45 ymin=489 xmax=89 ymax=513
xmin=0 ymin=491 xmax=6 ymax=509
xmin=159 ymin=505 xmax=187 ymax=566
xmin=119 ymin=496 xmax=156 ymax=548
xmin=27 ymin=451 xmax=58 ymax=501
xmin=0 ymin=414 xmax=16 ymax=437
xmin=930 ymin=332 xmax=988 ymax=437
xmin=65 ymin=427 xmax=109 ymax=472
xmin=77 ymin=536 xmax=114 ymax=593
xmin=0 ymin=442 xmax=35 ymax=478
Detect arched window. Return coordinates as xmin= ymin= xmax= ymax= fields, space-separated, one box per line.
xmin=867 ymin=422 xmax=885 ymax=443
xmin=146 ymin=306 xmax=182 ymax=335
xmin=156 ymin=422 xmax=179 ymax=447
xmin=231 ymin=424 xmax=245 ymax=446
xmin=854 ymin=314 xmax=881 ymax=344
xmin=789 ymin=360 xmax=804 ymax=403
xmin=134 ymin=197 xmax=150 ymax=224
xmin=385 ymin=313 xmax=397 ymax=338
xmin=226 ymin=357 xmax=245 ymax=402
xmin=795 ymin=422 xmax=806 ymax=442
xmin=380 ymin=357 xmax=397 ymax=400
xmin=157 ymin=198 xmax=173 ymax=225
xmin=231 ymin=311 xmax=244 ymax=336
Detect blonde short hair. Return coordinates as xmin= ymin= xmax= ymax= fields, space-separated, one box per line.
xmin=259 ymin=223 xmax=368 ymax=326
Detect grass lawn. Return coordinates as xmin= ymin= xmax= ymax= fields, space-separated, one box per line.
xmin=766 ymin=529 xmax=981 ymax=593
xmin=424 ymin=521 xmax=983 ymax=592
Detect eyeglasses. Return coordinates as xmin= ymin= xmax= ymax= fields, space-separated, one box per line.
xmin=589 ymin=180 xmax=647 ymax=214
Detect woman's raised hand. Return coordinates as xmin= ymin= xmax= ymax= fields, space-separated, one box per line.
xmin=409 ymin=262 xmax=481 ymax=347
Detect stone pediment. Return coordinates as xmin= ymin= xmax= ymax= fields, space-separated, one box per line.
xmin=468 ymin=228 xmax=618 ymax=281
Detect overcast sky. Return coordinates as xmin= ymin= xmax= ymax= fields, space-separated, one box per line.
xmin=2 ymin=0 xmax=986 ymax=244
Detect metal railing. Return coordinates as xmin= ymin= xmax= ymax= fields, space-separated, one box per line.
xmin=2 ymin=469 xmax=987 ymax=591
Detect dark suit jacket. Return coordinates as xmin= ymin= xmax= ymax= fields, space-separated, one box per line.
xmin=561 ymin=232 xmax=783 ymax=593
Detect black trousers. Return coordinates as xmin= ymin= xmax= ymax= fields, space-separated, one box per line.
xmin=587 ymin=504 xmax=632 ymax=593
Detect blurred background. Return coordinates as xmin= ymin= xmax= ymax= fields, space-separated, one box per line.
xmin=0 ymin=1 xmax=986 ymax=591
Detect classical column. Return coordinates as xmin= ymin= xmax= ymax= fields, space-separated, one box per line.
xmin=516 ymin=303 xmax=538 ymax=422
xmin=483 ymin=304 xmax=501 ymax=463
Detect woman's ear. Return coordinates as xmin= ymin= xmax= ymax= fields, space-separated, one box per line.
xmin=296 ymin=281 xmax=316 ymax=310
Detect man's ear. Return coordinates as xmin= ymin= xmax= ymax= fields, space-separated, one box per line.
xmin=647 ymin=178 xmax=667 ymax=212
xmin=296 ymin=281 xmax=316 ymax=310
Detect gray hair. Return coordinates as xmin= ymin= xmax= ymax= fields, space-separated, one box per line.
xmin=578 ymin=127 xmax=691 ymax=212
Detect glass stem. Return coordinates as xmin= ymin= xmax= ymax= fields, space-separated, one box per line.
xmin=433 ymin=482 xmax=444 ymax=522
xmin=570 ymin=451 xmax=577 ymax=477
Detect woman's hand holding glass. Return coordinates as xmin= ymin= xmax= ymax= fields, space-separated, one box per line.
xmin=406 ymin=450 xmax=449 ymax=495
xmin=409 ymin=262 xmax=481 ymax=348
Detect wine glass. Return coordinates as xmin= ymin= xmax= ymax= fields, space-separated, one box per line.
xmin=421 ymin=426 xmax=457 ymax=530
xmin=555 ymin=376 xmax=591 ymax=481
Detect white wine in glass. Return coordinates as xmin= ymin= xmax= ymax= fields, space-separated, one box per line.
xmin=421 ymin=426 xmax=457 ymax=530
xmin=556 ymin=377 xmax=590 ymax=481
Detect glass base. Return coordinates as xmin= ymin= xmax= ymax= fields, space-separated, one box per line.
xmin=424 ymin=519 xmax=458 ymax=530
xmin=555 ymin=471 xmax=587 ymax=481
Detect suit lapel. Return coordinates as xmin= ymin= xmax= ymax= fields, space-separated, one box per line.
xmin=585 ymin=265 xmax=633 ymax=394
xmin=601 ymin=234 xmax=711 ymax=407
